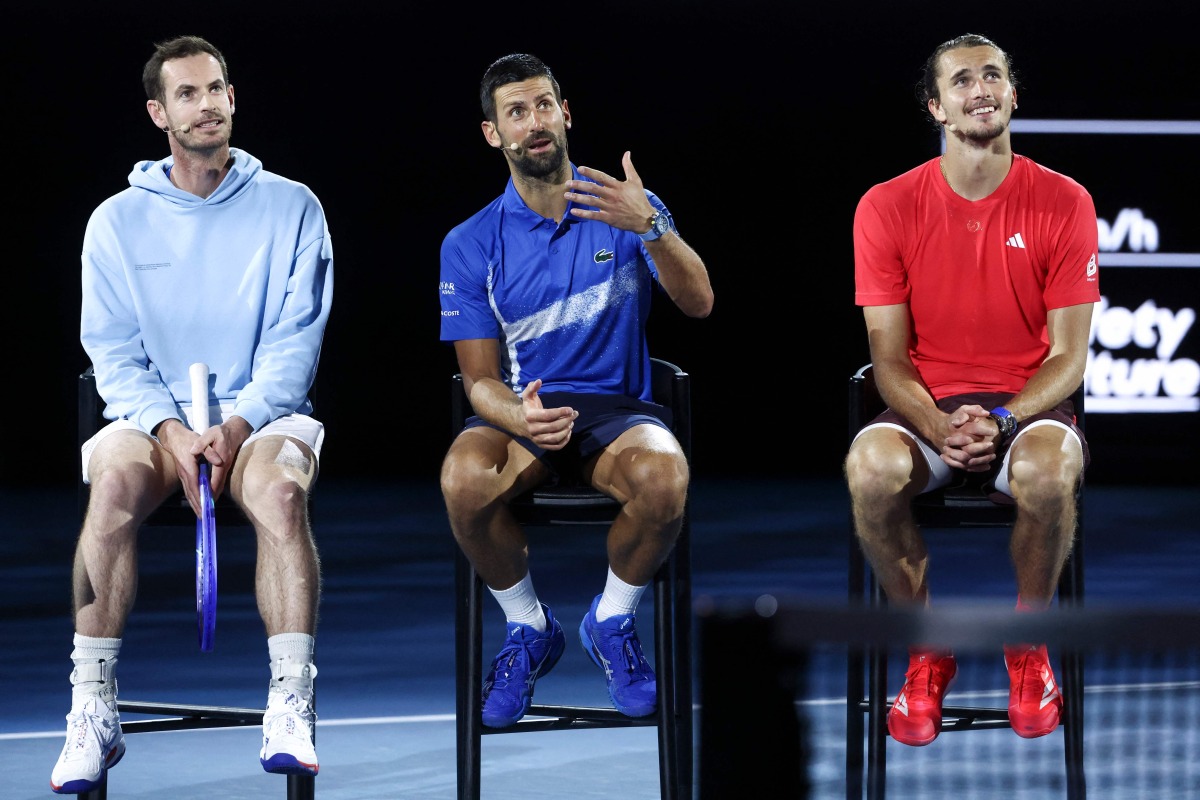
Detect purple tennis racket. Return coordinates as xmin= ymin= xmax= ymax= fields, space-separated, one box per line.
xmin=190 ymin=362 xmax=218 ymax=652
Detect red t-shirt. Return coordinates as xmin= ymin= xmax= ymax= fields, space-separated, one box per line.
xmin=854 ymin=154 xmax=1100 ymax=398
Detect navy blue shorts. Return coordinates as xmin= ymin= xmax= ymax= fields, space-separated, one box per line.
xmin=462 ymin=392 xmax=673 ymax=483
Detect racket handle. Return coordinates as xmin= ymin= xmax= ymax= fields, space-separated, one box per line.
xmin=189 ymin=362 xmax=211 ymax=433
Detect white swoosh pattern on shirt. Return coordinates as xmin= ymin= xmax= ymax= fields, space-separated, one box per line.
xmin=491 ymin=259 xmax=641 ymax=389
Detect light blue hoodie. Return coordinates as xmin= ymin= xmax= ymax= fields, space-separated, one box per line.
xmin=81 ymin=148 xmax=333 ymax=435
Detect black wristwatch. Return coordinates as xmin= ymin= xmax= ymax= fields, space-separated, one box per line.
xmin=988 ymin=407 xmax=1018 ymax=445
xmin=639 ymin=209 xmax=669 ymax=242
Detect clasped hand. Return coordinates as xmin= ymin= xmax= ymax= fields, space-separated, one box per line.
xmin=940 ymin=403 xmax=1001 ymax=472
xmin=158 ymin=417 xmax=251 ymax=515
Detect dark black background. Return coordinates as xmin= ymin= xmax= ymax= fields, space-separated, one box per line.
xmin=6 ymin=1 xmax=1196 ymax=490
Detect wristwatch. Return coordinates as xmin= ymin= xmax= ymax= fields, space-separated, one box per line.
xmin=639 ymin=209 xmax=670 ymax=242
xmin=988 ymin=406 xmax=1018 ymax=445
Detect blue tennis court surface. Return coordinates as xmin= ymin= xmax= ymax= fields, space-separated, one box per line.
xmin=2 ymin=478 xmax=1197 ymax=799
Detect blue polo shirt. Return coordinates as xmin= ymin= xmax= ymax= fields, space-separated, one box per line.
xmin=439 ymin=163 xmax=669 ymax=402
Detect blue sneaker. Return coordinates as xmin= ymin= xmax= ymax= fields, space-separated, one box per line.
xmin=579 ymin=594 xmax=657 ymax=717
xmin=481 ymin=603 xmax=566 ymax=728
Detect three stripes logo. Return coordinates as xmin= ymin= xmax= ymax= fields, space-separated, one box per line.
xmin=1006 ymin=232 xmax=1026 ymax=249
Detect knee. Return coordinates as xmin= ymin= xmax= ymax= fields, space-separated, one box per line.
xmin=239 ymin=468 xmax=310 ymax=530
xmin=85 ymin=465 xmax=160 ymax=530
xmin=844 ymin=437 xmax=915 ymax=504
xmin=87 ymin=465 xmax=141 ymax=508
xmin=1009 ymin=452 xmax=1080 ymax=511
xmin=440 ymin=450 xmax=494 ymax=515
xmin=625 ymin=450 xmax=689 ymax=525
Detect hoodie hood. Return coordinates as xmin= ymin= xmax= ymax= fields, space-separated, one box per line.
xmin=127 ymin=147 xmax=263 ymax=207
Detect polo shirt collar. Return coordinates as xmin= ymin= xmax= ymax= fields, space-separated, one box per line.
xmin=501 ymin=163 xmax=593 ymax=231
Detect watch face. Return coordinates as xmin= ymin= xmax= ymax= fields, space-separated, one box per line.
xmin=653 ymin=212 xmax=669 ymax=235
xmin=990 ymin=411 xmax=1014 ymax=438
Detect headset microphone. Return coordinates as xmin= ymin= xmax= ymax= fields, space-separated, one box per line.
xmin=164 ymin=123 xmax=191 ymax=134
xmin=947 ymin=123 xmax=958 ymax=133
xmin=508 ymin=142 xmax=521 ymax=153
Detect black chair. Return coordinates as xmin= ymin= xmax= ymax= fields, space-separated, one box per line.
xmin=77 ymin=366 xmax=315 ymax=800
xmin=845 ymin=362 xmax=1086 ymax=800
xmin=451 ymin=358 xmax=693 ymax=800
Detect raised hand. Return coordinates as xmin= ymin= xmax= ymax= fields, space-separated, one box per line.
xmin=564 ymin=151 xmax=657 ymax=233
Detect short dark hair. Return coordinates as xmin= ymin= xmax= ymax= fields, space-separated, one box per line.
xmin=915 ymin=33 xmax=1018 ymax=123
xmin=479 ymin=53 xmax=561 ymax=123
xmin=142 ymin=35 xmax=229 ymax=103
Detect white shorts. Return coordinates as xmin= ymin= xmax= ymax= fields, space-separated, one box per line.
xmin=81 ymin=403 xmax=325 ymax=484
xmin=852 ymin=419 xmax=1078 ymax=497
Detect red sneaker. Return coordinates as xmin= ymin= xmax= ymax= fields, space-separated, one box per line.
xmin=887 ymin=649 xmax=957 ymax=746
xmin=1004 ymin=643 xmax=1063 ymax=738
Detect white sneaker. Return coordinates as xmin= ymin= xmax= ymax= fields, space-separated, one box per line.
xmin=260 ymin=686 xmax=318 ymax=776
xmin=50 ymin=693 xmax=125 ymax=794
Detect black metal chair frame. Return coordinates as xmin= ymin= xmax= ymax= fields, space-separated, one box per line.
xmin=77 ymin=366 xmax=315 ymax=800
xmin=451 ymin=357 xmax=693 ymax=800
xmin=845 ymin=362 xmax=1086 ymax=800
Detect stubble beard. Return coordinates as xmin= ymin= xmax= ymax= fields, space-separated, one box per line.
xmin=178 ymin=116 xmax=234 ymax=157
xmin=963 ymin=117 xmax=1008 ymax=144
xmin=514 ymin=131 xmax=568 ymax=180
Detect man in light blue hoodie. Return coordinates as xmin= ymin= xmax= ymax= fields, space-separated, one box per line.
xmin=51 ymin=36 xmax=333 ymax=794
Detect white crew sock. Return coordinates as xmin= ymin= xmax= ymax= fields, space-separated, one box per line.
xmin=489 ymin=573 xmax=547 ymax=632
xmin=596 ymin=567 xmax=647 ymax=622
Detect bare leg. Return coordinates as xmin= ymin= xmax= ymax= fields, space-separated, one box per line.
xmin=231 ymin=436 xmax=320 ymax=636
xmin=1005 ymin=426 xmax=1083 ymax=604
xmin=844 ymin=427 xmax=932 ymax=606
xmin=440 ymin=426 xmax=548 ymax=590
xmin=586 ymin=425 xmax=688 ymax=586
xmin=74 ymin=431 xmax=179 ymax=637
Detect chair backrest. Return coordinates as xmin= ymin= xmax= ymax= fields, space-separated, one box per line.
xmin=449 ymin=358 xmax=692 ymax=525
xmin=849 ymin=363 xmax=1086 ymax=527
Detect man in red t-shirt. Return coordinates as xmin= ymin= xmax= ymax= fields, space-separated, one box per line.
xmin=847 ymin=32 xmax=1099 ymax=747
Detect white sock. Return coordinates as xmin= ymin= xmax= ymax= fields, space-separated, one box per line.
xmin=71 ymin=632 xmax=121 ymax=664
xmin=596 ymin=567 xmax=647 ymax=622
xmin=268 ymin=632 xmax=315 ymax=664
xmin=489 ymin=573 xmax=546 ymax=632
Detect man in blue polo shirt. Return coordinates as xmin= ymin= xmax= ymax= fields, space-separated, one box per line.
xmin=439 ymin=52 xmax=713 ymax=728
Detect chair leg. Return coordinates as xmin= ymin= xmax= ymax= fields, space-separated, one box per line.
xmin=846 ymin=644 xmax=865 ymax=800
xmin=653 ymin=519 xmax=694 ymax=800
xmin=654 ymin=560 xmax=677 ymax=800
xmin=674 ymin=520 xmax=694 ymax=800
xmin=866 ymin=644 xmax=889 ymax=800
xmin=1060 ymin=532 xmax=1086 ymax=799
xmin=847 ymin=528 xmax=867 ymax=800
xmin=866 ymin=579 xmax=889 ymax=800
xmin=76 ymin=774 xmax=106 ymax=800
xmin=286 ymin=774 xmax=315 ymax=800
xmin=1063 ymin=649 xmax=1086 ymax=800
xmin=455 ymin=550 xmax=482 ymax=800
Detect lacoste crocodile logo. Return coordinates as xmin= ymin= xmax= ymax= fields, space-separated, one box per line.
xmin=594 ymin=249 xmax=615 ymax=263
